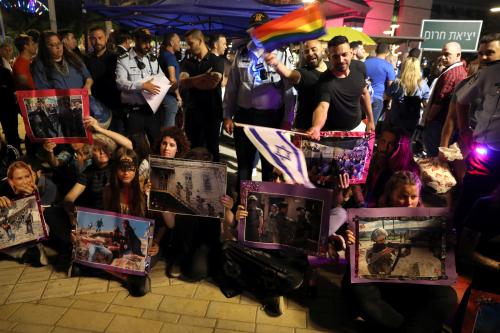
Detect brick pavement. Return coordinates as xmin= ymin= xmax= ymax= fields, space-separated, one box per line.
xmin=0 ymin=257 xmax=357 ymax=333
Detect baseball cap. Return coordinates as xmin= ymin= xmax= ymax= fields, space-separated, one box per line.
xmin=249 ymin=12 xmax=270 ymax=28
xmin=248 ymin=195 xmax=258 ymax=201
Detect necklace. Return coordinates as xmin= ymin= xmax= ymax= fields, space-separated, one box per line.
xmin=54 ymin=59 xmax=69 ymax=76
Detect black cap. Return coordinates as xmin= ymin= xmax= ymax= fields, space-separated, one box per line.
xmin=249 ymin=12 xmax=270 ymax=28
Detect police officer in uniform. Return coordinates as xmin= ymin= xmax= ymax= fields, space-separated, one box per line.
xmin=116 ymin=28 xmax=165 ymax=144
xmin=223 ymin=12 xmax=297 ymax=185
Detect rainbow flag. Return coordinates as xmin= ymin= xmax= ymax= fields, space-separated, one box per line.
xmin=249 ymin=3 xmax=326 ymax=51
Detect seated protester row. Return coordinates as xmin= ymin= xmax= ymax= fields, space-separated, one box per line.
xmin=0 ymin=161 xmax=58 ymax=266
xmin=339 ymin=171 xmax=457 ymax=333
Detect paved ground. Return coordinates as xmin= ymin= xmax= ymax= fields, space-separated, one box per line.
xmin=0 ymin=255 xmax=356 ymax=333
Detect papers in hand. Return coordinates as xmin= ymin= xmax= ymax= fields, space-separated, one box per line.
xmin=141 ymin=74 xmax=172 ymax=114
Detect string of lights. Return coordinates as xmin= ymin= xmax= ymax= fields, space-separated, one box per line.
xmin=0 ymin=0 xmax=48 ymax=16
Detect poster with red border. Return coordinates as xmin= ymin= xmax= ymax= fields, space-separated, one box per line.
xmin=16 ymin=89 xmax=92 ymax=144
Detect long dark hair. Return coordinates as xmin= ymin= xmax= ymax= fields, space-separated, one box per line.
xmin=106 ymin=147 xmax=145 ymax=217
xmin=35 ymin=31 xmax=84 ymax=78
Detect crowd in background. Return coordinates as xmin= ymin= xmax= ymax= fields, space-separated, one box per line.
xmin=0 ymin=12 xmax=498 ymax=331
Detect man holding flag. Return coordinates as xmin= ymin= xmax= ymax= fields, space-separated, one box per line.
xmin=223 ymin=12 xmax=297 ymax=185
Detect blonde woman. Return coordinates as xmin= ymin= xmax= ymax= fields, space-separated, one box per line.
xmin=386 ymin=57 xmax=430 ymax=135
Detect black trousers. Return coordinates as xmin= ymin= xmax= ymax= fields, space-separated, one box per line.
xmin=0 ymin=102 xmax=21 ymax=150
xmin=124 ymin=105 xmax=161 ymax=146
xmin=233 ymin=107 xmax=283 ymax=187
xmin=342 ymin=273 xmax=457 ymax=333
xmin=184 ymin=108 xmax=222 ymax=162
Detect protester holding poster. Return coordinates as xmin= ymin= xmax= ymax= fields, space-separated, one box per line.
xmin=339 ymin=171 xmax=457 ymax=333
xmin=0 ymin=162 xmax=53 ymax=266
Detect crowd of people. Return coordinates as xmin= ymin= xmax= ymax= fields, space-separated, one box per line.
xmin=0 ymin=9 xmax=498 ymax=332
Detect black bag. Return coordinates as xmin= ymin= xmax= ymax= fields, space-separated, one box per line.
xmin=219 ymin=241 xmax=304 ymax=297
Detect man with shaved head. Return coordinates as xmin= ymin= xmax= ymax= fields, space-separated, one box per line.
xmin=422 ymin=41 xmax=467 ymax=156
xmin=265 ymin=39 xmax=328 ymax=129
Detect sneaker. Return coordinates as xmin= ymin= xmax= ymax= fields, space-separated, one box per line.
xmin=262 ymin=296 xmax=284 ymax=317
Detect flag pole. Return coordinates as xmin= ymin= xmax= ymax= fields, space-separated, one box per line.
xmin=233 ymin=122 xmax=310 ymax=137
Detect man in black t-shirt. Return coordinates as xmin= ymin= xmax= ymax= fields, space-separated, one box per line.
xmin=265 ymin=39 xmax=328 ymax=130
xmin=180 ymin=29 xmax=224 ymax=162
xmin=306 ymin=35 xmax=374 ymax=140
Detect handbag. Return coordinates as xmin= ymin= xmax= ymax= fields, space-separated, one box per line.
xmin=219 ymin=241 xmax=303 ymax=297
xmin=415 ymin=157 xmax=457 ymax=194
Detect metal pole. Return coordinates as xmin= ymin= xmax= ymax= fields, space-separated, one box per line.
xmin=0 ymin=8 xmax=5 ymax=42
xmin=48 ymin=0 xmax=57 ymax=32
xmin=105 ymin=0 xmax=113 ymax=35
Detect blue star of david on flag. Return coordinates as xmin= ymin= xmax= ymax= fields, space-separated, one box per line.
xmin=242 ymin=124 xmax=314 ymax=187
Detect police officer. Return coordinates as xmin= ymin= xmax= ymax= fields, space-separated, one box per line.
xmin=116 ymin=28 xmax=164 ymax=144
xmin=223 ymin=12 xmax=297 ymax=185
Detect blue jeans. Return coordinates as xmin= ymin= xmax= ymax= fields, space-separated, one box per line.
xmin=372 ymin=98 xmax=384 ymax=123
xmin=162 ymin=94 xmax=179 ymax=128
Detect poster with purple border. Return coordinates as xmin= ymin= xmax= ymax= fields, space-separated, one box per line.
xmin=74 ymin=208 xmax=154 ymax=276
xmin=295 ymin=131 xmax=375 ymax=186
xmin=239 ymin=181 xmax=332 ymax=257
xmin=348 ymin=207 xmax=457 ymax=285
xmin=0 ymin=193 xmax=47 ymax=251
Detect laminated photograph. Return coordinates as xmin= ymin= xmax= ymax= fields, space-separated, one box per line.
xmin=239 ymin=181 xmax=333 ymax=256
xmin=462 ymin=289 xmax=500 ymax=333
xmin=16 ymin=89 xmax=92 ymax=143
xmin=296 ymin=131 xmax=375 ymax=186
xmin=74 ymin=208 xmax=154 ymax=276
xmin=0 ymin=194 xmax=47 ymax=251
xmin=148 ymin=155 xmax=227 ymax=218
xmin=348 ymin=207 xmax=457 ymax=285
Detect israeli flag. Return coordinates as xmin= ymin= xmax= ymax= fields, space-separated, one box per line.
xmin=242 ymin=124 xmax=314 ymax=187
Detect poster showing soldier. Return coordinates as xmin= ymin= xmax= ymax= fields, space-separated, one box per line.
xmin=239 ymin=181 xmax=332 ymax=257
xmin=461 ymin=289 xmax=500 ymax=333
xmin=348 ymin=207 xmax=457 ymax=285
xmin=296 ymin=131 xmax=374 ymax=186
xmin=0 ymin=194 xmax=47 ymax=251
xmin=74 ymin=207 xmax=154 ymax=276
xmin=148 ymin=155 xmax=227 ymax=219
xmin=16 ymin=89 xmax=92 ymax=144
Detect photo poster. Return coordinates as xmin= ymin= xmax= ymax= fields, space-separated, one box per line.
xmin=239 ymin=181 xmax=333 ymax=257
xmin=295 ymin=131 xmax=375 ymax=186
xmin=462 ymin=289 xmax=500 ymax=333
xmin=16 ymin=89 xmax=93 ymax=144
xmin=0 ymin=194 xmax=47 ymax=251
xmin=74 ymin=207 xmax=155 ymax=276
xmin=148 ymin=155 xmax=227 ymax=219
xmin=348 ymin=207 xmax=457 ymax=285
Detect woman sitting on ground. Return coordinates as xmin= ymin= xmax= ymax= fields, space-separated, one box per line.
xmin=341 ymin=171 xmax=457 ymax=333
